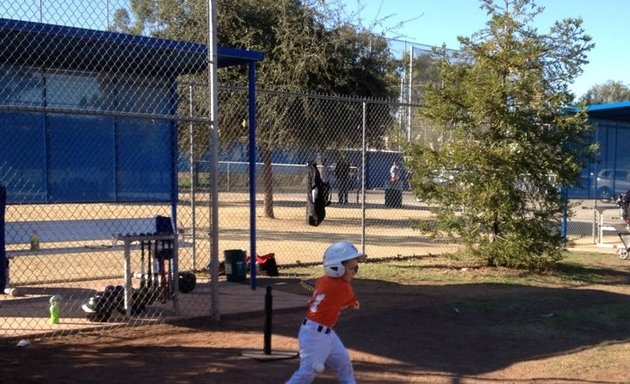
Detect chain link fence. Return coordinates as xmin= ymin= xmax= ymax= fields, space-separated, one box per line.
xmin=0 ymin=1 xmax=613 ymax=339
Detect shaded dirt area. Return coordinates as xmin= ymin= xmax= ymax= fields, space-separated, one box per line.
xmin=2 ymin=275 xmax=630 ymax=383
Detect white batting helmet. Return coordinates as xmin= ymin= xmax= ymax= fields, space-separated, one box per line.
xmin=323 ymin=241 xmax=366 ymax=277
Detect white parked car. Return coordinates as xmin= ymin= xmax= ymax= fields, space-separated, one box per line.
xmin=424 ymin=169 xmax=459 ymax=186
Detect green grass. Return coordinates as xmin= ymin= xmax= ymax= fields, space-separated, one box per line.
xmin=278 ymin=250 xmax=630 ymax=287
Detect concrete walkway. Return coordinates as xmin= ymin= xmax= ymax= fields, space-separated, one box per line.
xmin=0 ymin=279 xmax=308 ymax=340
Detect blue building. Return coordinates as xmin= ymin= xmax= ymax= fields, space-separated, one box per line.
xmin=569 ymin=101 xmax=630 ymax=199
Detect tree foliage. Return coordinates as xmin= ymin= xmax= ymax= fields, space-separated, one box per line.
xmin=579 ymin=80 xmax=630 ymax=105
xmin=405 ymin=0 xmax=596 ymax=270
xmin=112 ymin=0 xmax=401 ymax=218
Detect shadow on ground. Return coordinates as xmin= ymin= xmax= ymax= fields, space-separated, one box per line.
xmin=2 ymin=273 xmax=630 ymax=383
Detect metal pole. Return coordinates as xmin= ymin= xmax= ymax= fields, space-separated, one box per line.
xmin=172 ymin=237 xmax=179 ymax=313
xmin=263 ymin=286 xmax=272 ymax=354
xmin=561 ymin=186 xmax=568 ymax=241
xmin=227 ymin=162 xmax=230 ymax=192
xmin=248 ymin=62 xmax=257 ymax=290
xmin=189 ymin=85 xmax=197 ymax=271
xmin=399 ymin=77 xmax=404 ymax=128
xmin=361 ymin=102 xmax=367 ymax=253
xmin=407 ymin=46 xmax=413 ymax=142
xmin=207 ymin=0 xmax=220 ymax=321
xmin=123 ymin=238 xmax=132 ymax=319
xmin=593 ymin=198 xmax=598 ymax=244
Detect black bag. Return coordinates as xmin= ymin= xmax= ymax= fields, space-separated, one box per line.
xmin=307 ymin=162 xmax=327 ymax=226
xmin=155 ymin=215 xmax=174 ymax=234
xmin=261 ymin=257 xmax=279 ymax=276
xmin=254 ymin=253 xmax=280 ymax=277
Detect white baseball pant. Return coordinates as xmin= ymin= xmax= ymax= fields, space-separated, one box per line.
xmin=285 ymin=319 xmax=355 ymax=384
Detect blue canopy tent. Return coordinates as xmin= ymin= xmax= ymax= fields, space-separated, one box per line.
xmin=0 ymin=18 xmax=263 ymax=298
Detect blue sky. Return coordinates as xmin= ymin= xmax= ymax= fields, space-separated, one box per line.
xmin=1 ymin=1 xmax=624 ymax=98
xmin=345 ymin=0 xmax=628 ymax=98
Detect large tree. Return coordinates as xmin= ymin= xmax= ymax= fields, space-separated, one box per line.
xmin=113 ymin=0 xmax=400 ymax=218
xmin=406 ymin=0 xmax=596 ymax=270
xmin=579 ymin=80 xmax=630 ymax=105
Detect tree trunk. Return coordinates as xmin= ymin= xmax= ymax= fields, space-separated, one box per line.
xmin=261 ymin=145 xmax=275 ymax=218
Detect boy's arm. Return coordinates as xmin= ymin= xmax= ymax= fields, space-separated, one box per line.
xmin=341 ymin=297 xmax=360 ymax=310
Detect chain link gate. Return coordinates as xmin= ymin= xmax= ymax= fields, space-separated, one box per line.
xmin=0 ymin=1 xmax=256 ymax=338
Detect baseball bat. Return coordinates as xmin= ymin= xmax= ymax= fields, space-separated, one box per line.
xmin=299 ymin=279 xmax=315 ymax=292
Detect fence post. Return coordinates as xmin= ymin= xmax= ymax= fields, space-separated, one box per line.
xmin=189 ymin=84 xmax=197 ymax=271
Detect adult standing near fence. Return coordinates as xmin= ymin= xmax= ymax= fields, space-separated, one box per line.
xmin=320 ymin=158 xmax=332 ymax=185
xmin=385 ymin=161 xmax=403 ymax=208
xmin=390 ymin=161 xmax=401 ymax=190
xmin=335 ymin=157 xmax=350 ymax=205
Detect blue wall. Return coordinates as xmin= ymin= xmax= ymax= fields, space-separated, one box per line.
xmin=567 ymin=119 xmax=630 ymax=199
xmin=180 ymin=146 xmax=406 ymax=190
xmin=0 ymin=65 xmax=175 ymax=203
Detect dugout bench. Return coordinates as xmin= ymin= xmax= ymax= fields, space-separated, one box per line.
xmin=2 ymin=215 xmax=180 ymax=287
xmin=80 ymin=232 xmax=180 ymax=321
xmin=591 ymin=204 xmax=627 ymax=247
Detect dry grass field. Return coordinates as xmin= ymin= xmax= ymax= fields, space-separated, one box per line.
xmin=5 ymin=190 xmax=456 ymax=286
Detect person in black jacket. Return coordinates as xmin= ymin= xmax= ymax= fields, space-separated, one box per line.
xmin=335 ymin=157 xmax=350 ymax=204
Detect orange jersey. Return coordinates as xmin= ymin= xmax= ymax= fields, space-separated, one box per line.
xmin=305 ymin=275 xmax=357 ymax=327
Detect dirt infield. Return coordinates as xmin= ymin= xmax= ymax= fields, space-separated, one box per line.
xmin=2 ymin=260 xmax=630 ymax=383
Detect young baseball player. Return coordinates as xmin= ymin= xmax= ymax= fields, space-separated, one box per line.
xmin=286 ymin=240 xmax=366 ymax=384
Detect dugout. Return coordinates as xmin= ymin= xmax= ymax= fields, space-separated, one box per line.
xmin=0 ymin=18 xmax=262 ymax=205
xmin=0 ymin=18 xmax=263 ymax=294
